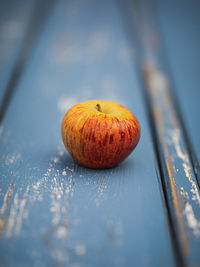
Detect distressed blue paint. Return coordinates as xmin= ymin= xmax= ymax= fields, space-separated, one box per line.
xmin=126 ymin=0 xmax=200 ymax=265
xmin=155 ymin=0 xmax=200 ymax=181
xmin=0 ymin=0 xmax=34 ymax=103
xmin=0 ymin=0 xmax=175 ymax=266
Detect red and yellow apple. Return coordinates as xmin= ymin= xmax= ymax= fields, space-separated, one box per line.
xmin=61 ymin=100 xmax=140 ymax=168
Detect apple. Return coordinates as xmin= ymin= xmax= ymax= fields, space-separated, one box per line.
xmin=61 ymin=100 xmax=140 ymax=169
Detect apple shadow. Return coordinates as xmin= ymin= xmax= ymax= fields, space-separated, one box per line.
xmin=62 ymin=153 xmax=134 ymax=178
xmin=44 ymin=147 xmax=136 ymax=183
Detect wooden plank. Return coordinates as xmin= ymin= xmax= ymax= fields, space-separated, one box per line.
xmin=0 ymin=0 xmax=55 ymax=124
xmin=125 ymin=0 xmax=200 ymax=265
xmin=0 ymin=0 xmax=175 ymax=266
xmin=0 ymin=0 xmax=34 ymax=102
xmin=155 ymin=0 xmax=200 ymax=185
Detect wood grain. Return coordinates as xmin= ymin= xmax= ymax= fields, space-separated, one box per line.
xmin=156 ymin=0 xmax=200 ymax=186
xmin=125 ymin=0 xmax=200 ymax=265
xmin=0 ymin=0 xmax=174 ymax=266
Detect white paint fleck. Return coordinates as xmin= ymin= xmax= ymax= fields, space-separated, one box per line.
xmin=4 ymin=153 xmax=21 ymax=165
xmin=6 ymin=193 xmax=19 ymax=238
xmin=171 ymin=128 xmax=189 ymax=163
xmin=59 ymin=151 xmax=64 ymax=156
xmin=0 ymin=185 xmax=14 ymax=232
xmin=56 ymin=226 xmax=68 ymax=239
xmin=5 ymin=185 xmax=30 ymax=237
xmin=15 ymin=186 xmax=30 ymax=235
xmin=53 ymin=157 xmax=59 ymax=163
xmin=145 ymin=63 xmax=200 ymax=240
xmin=184 ymin=202 xmax=200 ymax=237
xmin=7 ymin=146 xmax=76 ymax=240
xmin=32 ymin=181 xmax=41 ymax=191
xmin=180 ymin=187 xmax=189 ymax=201
xmin=38 ymin=195 xmax=43 ymax=201
xmin=146 ymin=64 xmax=168 ymax=93
xmin=183 ymin=163 xmax=200 ymax=206
xmin=0 ymin=191 xmax=9 ymax=216
xmin=57 ymin=194 xmax=61 ymax=200
xmin=170 ymin=128 xmax=200 ymax=206
xmin=74 ymin=244 xmax=86 ymax=256
xmin=66 ymin=167 xmax=74 ymax=174
xmin=49 ymin=162 xmax=75 ymax=226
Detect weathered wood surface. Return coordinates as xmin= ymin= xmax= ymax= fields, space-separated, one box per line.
xmin=156 ymin=0 xmax=200 ymax=183
xmin=1 ymin=0 xmax=200 ymax=266
xmin=125 ymin=0 xmax=200 ymax=266
xmin=0 ymin=0 xmax=34 ymax=105
xmin=0 ymin=0 xmax=175 ymax=266
xmin=0 ymin=0 xmax=55 ymax=124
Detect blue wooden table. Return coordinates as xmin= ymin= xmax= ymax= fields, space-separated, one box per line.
xmin=0 ymin=0 xmax=200 ymax=266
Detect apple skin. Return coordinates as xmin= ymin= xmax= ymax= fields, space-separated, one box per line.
xmin=61 ymin=100 xmax=140 ymax=169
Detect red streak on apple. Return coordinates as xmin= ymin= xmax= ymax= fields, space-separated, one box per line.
xmin=61 ymin=100 xmax=140 ymax=169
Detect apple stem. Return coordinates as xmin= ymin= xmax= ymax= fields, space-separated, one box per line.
xmin=96 ymin=104 xmax=102 ymax=112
